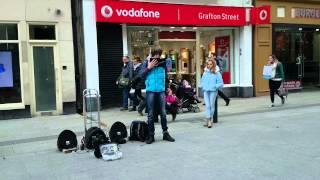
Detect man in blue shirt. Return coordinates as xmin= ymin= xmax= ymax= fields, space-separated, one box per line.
xmin=140 ymin=48 xmax=175 ymax=144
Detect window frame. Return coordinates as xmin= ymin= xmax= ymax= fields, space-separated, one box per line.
xmin=0 ymin=22 xmax=25 ymax=110
xmin=27 ymin=22 xmax=58 ymax=44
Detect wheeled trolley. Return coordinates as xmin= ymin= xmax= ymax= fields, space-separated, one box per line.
xmin=81 ymin=89 xmax=108 ymax=150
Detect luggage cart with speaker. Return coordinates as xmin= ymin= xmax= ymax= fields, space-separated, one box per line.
xmin=81 ymin=89 xmax=108 ymax=150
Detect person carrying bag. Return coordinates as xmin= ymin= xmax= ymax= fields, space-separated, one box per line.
xmin=266 ymin=55 xmax=286 ymax=107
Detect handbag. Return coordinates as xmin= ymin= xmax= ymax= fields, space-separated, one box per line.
xmin=278 ymin=83 xmax=288 ymax=97
xmin=118 ymin=76 xmax=129 ymax=87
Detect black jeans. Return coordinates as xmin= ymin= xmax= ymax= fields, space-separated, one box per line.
xmin=269 ymin=80 xmax=283 ymax=103
xmin=166 ymin=104 xmax=178 ymax=116
xmin=218 ymin=90 xmax=229 ymax=103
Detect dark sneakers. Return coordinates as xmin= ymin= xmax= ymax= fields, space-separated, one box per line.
xmin=129 ymin=107 xmax=136 ymax=112
xmin=163 ymin=132 xmax=175 ymax=142
xmin=225 ymin=99 xmax=230 ymax=106
xmin=120 ymin=107 xmax=128 ymax=111
xmin=146 ymin=132 xmax=175 ymax=144
xmin=145 ymin=136 xmax=155 ymax=144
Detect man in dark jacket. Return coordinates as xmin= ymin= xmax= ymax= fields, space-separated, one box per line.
xmin=117 ymin=56 xmax=133 ymax=111
xmin=140 ymin=48 xmax=175 ymax=144
xmin=129 ymin=56 xmax=145 ymax=112
xmin=211 ymin=52 xmax=231 ymax=106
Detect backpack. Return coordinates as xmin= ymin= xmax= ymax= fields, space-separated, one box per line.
xmin=84 ymin=127 xmax=109 ymax=149
xmin=129 ymin=121 xmax=149 ymax=142
xmin=109 ymin=121 xmax=128 ymax=144
xmin=57 ymin=130 xmax=78 ymax=152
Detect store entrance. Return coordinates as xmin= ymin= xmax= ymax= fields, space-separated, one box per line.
xmin=274 ymin=25 xmax=320 ymax=89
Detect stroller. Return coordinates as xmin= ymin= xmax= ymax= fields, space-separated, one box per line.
xmin=170 ymin=80 xmax=200 ymax=113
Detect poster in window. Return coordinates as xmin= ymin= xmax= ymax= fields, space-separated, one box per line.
xmin=215 ymin=36 xmax=230 ymax=84
xmin=0 ymin=51 xmax=14 ymax=87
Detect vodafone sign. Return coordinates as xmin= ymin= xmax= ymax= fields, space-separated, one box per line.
xmin=101 ymin=6 xmax=160 ymax=19
xmin=95 ymin=0 xmax=248 ymax=26
xmin=251 ymin=6 xmax=271 ymax=24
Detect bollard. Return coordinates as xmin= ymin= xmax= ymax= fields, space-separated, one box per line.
xmin=213 ymin=97 xmax=218 ymax=123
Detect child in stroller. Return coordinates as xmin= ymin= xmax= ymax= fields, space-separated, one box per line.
xmin=165 ymin=87 xmax=180 ymax=121
xmin=170 ymin=79 xmax=201 ymax=113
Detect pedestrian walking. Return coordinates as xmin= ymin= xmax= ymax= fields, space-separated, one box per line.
xmin=268 ymin=54 xmax=285 ymax=107
xmin=140 ymin=48 xmax=175 ymax=144
xmin=200 ymin=59 xmax=223 ymax=128
xmin=129 ymin=56 xmax=145 ymax=112
xmin=211 ymin=53 xmax=230 ymax=106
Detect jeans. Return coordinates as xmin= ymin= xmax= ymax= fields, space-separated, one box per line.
xmin=122 ymin=87 xmax=130 ymax=108
xmin=131 ymin=89 xmax=144 ymax=107
xmin=146 ymin=91 xmax=168 ymax=135
xmin=203 ymin=91 xmax=218 ymax=119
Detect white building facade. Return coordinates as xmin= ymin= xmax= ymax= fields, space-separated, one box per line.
xmin=82 ymin=0 xmax=254 ymax=108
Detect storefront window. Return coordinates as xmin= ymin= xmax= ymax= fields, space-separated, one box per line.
xmin=200 ymin=29 xmax=235 ymax=84
xmin=274 ymin=25 xmax=320 ymax=88
xmin=0 ymin=23 xmax=22 ymax=104
xmin=127 ymin=26 xmax=236 ymax=87
xmin=127 ymin=27 xmax=158 ymax=60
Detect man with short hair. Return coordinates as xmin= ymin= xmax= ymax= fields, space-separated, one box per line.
xmin=140 ymin=48 xmax=175 ymax=144
xmin=117 ymin=55 xmax=133 ymax=111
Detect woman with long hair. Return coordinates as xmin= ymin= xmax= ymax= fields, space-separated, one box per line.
xmin=200 ymin=59 xmax=224 ymax=128
xmin=268 ymin=54 xmax=285 ymax=107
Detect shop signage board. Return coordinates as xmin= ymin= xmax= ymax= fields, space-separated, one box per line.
xmin=96 ymin=0 xmax=249 ymax=26
xmin=292 ymin=8 xmax=320 ymax=19
xmin=250 ymin=6 xmax=271 ymax=24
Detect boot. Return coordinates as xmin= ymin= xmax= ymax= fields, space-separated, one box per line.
xmin=145 ymin=135 xmax=155 ymax=144
xmin=208 ymin=119 xmax=212 ymax=128
xmin=163 ymin=132 xmax=175 ymax=142
xmin=172 ymin=113 xmax=177 ymax=121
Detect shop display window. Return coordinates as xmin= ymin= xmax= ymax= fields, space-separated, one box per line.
xmin=0 ymin=23 xmax=22 ymax=104
xmin=274 ymin=25 xmax=320 ymax=87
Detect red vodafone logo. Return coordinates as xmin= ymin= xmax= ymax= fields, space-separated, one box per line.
xmin=101 ymin=5 xmax=113 ymax=18
xmin=259 ymin=9 xmax=268 ymax=21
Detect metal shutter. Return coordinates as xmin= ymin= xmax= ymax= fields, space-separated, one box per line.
xmin=97 ymin=23 xmax=123 ymax=108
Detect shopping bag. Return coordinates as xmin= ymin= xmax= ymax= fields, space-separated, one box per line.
xmin=278 ymin=84 xmax=288 ymax=97
xmin=262 ymin=65 xmax=272 ymax=80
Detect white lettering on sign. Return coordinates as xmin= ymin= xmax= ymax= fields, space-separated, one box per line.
xmin=115 ymin=8 xmax=160 ymax=18
xmin=198 ymin=13 xmax=221 ymax=20
xmin=222 ymin=13 xmax=239 ymax=20
xmin=292 ymin=8 xmax=320 ymax=19
xmin=198 ymin=13 xmax=239 ymax=20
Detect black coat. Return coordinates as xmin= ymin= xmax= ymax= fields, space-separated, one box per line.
xmin=131 ymin=63 xmax=145 ymax=89
xmin=120 ymin=61 xmax=133 ymax=80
